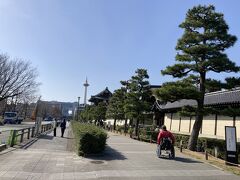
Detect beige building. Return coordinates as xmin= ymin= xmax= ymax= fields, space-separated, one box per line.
xmin=153 ymin=88 xmax=240 ymax=141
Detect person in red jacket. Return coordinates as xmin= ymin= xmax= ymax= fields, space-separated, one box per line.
xmin=157 ymin=125 xmax=175 ymax=145
xmin=157 ymin=125 xmax=175 ymax=157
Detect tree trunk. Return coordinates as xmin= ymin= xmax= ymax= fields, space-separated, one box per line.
xmin=124 ymin=119 xmax=128 ymax=133
xmin=134 ymin=118 xmax=140 ymax=136
xmin=187 ymin=102 xmax=204 ymax=151
xmin=188 ymin=72 xmax=206 ymax=151
xmin=113 ymin=118 xmax=116 ymax=130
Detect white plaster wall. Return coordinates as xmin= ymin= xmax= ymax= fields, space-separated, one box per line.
xmin=162 ymin=113 xmax=240 ymax=141
xmin=171 ymin=113 xmax=180 ymax=131
xmin=105 ymin=119 xmax=130 ymax=126
xmin=180 ymin=116 xmax=190 ymax=133
xmin=217 ymin=116 xmax=234 ymax=138
xmin=105 ymin=119 xmax=114 ymax=126
xmin=164 ymin=113 xmax=171 ymax=130
xmin=202 ymin=115 xmax=215 ymax=136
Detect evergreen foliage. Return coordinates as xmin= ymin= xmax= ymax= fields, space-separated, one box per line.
xmin=72 ymin=121 xmax=107 ymax=156
xmin=106 ymin=88 xmax=126 ymax=130
xmin=155 ymin=5 xmax=239 ymax=151
xmin=121 ymin=69 xmax=153 ymax=136
xmin=92 ymin=102 xmax=107 ymax=124
xmin=79 ymin=105 xmax=95 ymax=122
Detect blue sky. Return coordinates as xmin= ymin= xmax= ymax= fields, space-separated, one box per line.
xmin=0 ymin=0 xmax=239 ymax=103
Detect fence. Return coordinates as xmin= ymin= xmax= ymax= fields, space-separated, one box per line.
xmin=0 ymin=123 xmax=53 ymax=148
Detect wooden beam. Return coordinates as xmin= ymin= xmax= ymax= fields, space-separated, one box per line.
xmin=214 ymin=114 xmax=218 ymax=136
xmin=170 ymin=113 xmax=173 ymax=130
xmin=179 ymin=117 xmax=182 ymax=132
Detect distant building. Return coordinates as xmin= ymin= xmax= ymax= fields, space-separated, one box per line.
xmin=40 ymin=101 xmax=77 ymax=119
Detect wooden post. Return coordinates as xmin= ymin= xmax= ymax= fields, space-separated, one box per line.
xmin=233 ymin=116 xmax=236 ymax=127
xmin=205 ymin=139 xmax=208 ymax=160
xmin=214 ymin=114 xmax=218 ymax=135
xmin=180 ymin=140 xmax=183 ymax=152
xmin=205 ymin=150 xmax=208 ymax=160
xmin=170 ymin=113 xmax=173 ymax=130
xmin=179 ymin=117 xmax=182 ymax=132
xmin=214 ymin=147 xmax=218 ymax=158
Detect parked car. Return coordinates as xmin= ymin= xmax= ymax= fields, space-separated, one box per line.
xmin=44 ymin=117 xmax=53 ymax=121
xmin=3 ymin=112 xmax=23 ymax=124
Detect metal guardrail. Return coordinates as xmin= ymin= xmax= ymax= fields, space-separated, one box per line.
xmin=0 ymin=123 xmax=53 ymax=148
xmin=9 ymin=127 xmax=35 ymax=147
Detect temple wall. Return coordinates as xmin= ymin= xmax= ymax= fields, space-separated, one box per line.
xmin=180 ymin=116 xmax=190 ymax=133
xmin=171 ymin=113 xmax=180 ymax=131
xmin=202 ymin=115 xmax=215 ymax=136
xmin=163 ymin=113 xmax=240 ymax=141
xmin=216 ymin=116 xmax=234 ymax=137
xmin=164 ymin=113 xmax=171 ymax=130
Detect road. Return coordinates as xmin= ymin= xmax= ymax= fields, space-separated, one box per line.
xmin=0 ymin=121 xmax=51 ymax=132
xmin=0 ymin=125 xmax=239 ymax=180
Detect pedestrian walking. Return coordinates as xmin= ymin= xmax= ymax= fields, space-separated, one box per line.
xmin=53 ymin=118 xmax=57 ymax=137
xmin=60 ymin=119 xmax=66 ymax=138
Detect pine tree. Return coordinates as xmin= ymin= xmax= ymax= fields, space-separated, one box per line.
xmin=106 ymin=88 xmax=126 ymax=130
xmin=121 ymin=69 xmax=152 ymax=136
xmin=155 ymin=5 xmax=239 ymax=150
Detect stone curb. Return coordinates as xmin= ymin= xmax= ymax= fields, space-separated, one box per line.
xmin=0 ymin=144 xmax=7 ymax=152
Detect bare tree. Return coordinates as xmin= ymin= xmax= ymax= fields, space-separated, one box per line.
xmin=0 ymin=54 xmax=39 ymax=103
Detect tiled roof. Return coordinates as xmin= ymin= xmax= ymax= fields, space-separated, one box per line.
xmin=155 ymin=88 xmax=240 ymax=110
xmin=89 ymin=87 xmax=112 ymax=102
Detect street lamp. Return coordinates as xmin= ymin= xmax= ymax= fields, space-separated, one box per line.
xmin=77 ymin=97 xmax=80 ymax=121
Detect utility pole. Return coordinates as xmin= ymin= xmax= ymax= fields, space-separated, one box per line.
xmin=77 ymin=97 xmax=80 ymax=121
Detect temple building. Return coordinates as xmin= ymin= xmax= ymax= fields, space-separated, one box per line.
xmin=153 ymin=88 xmax=240 ymax=141
xmin=89 ymin=87 xmax=112 ymax=105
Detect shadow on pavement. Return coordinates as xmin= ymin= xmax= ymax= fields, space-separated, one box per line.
xmin=38 ymin=134 xmax=54 ymax=140
xmin=85 ymin=145 xmax=127 ymax=161
xmin=62 ymin=137 xmax=74 ymax=139
xmin=173 ymin=156 xmax=202 ymax=163
xmin=157 ymin=155 xmax=201 ymax=163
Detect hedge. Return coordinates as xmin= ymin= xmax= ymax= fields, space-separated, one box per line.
xmin=107 ymin=124 xmax=240 ymax=162
xmin=72 ymin=121 xmax=107 ymax=156
xmin=171 ymin=133 xmax=240 ymax=162
xmin=134 ymin=127 xmax=240 ymax=162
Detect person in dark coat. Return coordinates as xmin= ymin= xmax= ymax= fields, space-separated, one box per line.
xmin=53 ymin=118 xmax=57 ymax=137
xmin=60 ymin=119 xmax=66 ymax=137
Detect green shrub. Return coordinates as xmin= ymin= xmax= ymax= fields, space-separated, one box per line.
xmin=72 ymin=121 xmax=107 ymax=156
xmin=173 ymin=133 xmax=240 ymax=162
xmin=116 ymin=125 xmax=125 ymax=132
xmin=128 ymin=127 xmax=133 ymax=134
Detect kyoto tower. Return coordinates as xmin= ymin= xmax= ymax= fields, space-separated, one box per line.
xmin=83 ymin=78 xmax=89 ymax=106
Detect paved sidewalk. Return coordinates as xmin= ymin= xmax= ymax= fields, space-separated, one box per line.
xmin=0 ymin=125 xmax=239 ymax=180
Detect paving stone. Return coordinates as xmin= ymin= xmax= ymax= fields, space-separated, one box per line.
xmin=0 ymin=124 xmax=239 ymax=180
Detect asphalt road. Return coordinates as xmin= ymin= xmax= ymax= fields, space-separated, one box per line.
xmin=0 ymin=121 xmax=50 ymax=132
